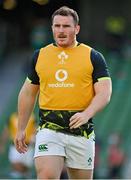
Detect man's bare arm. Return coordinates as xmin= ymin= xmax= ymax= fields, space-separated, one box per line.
xmin=69 ymin=79 xmax=112 ymax=129
xmin=15 ymin=80 xmax=39 ymax=153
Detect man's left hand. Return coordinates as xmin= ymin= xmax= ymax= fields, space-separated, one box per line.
xmin=69 ymin=112 xmax=89 ymax=129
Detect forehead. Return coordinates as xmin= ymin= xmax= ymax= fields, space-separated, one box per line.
xmin=53 ymin=15 xmax=74 ymax=25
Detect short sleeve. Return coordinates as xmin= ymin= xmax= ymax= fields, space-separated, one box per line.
xmin=91 ymin=49 xmax=110 ymax=83
xmin=27 ymin=49 xmax=40 ymax=85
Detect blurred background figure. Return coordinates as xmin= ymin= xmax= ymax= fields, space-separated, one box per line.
xmin=107 ymin=133 xmax=126 ymax=179
xmin=105 ymin=16 xmax=126 ymax=58
xmin=0 ymin=112 xmax=36 ymax=179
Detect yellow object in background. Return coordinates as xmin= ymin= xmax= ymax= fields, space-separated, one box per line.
xmin=9 ymin=112 xmax=36 ymax=144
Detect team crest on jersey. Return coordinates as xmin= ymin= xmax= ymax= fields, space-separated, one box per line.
xmin=58 ymin=51 xmax=68 ymax=64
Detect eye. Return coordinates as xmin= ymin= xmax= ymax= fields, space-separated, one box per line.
xmin=54 ymin=24 xmax=60 ymax=28
xmin=63 ymin=25 xmax=71 ymax=28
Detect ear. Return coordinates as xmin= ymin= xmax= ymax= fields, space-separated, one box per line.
xmin=75 ymin=25 xmax=80 ymax=35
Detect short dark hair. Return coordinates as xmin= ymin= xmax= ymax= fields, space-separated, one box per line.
xmin=52 ymin=6 xmax=79 ymax=25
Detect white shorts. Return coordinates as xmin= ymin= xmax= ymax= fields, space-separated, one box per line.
xmin=9 ymin=145 xmax=34 ymax=168
xmin=34 ymin=128 xmax=95 ymax=169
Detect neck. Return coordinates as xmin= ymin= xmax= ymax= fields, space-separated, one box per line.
xmin=56 ymin=40 xmax=78 ymax=48
xmin=72 ymin=40 xmax=78 ymax=48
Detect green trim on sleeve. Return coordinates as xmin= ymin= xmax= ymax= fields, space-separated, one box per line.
xmin=26 ymin=77 xmax=32 ymax=83
xmin=98 ymin=77 xmax=111 ymax=81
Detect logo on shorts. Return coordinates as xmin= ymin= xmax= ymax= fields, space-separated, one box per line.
xmin=38 ymin=144 xmax=48 ymax=152
xmin=87 ymin=157 xmax=92 ymax=166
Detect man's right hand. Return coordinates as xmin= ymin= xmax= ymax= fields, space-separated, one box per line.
xmin=14 ymin=131 xmax=28 ymax=153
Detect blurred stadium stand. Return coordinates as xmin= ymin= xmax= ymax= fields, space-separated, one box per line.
xmin=95 ymin=56 xmax=131 ymax=149
xmin=94 ymin=56 xmax=131 ymax=178
xmin=0 ymin=50 xmax=31 ymax=130
xmin=0 ymin=50 xmax=35 ymax=178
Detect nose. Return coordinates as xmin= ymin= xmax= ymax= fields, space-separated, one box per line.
xmin=59 ymin=26 xmax=64 ymax=32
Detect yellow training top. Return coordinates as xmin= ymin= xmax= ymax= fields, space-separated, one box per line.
xmin=27 ymin=43 xmax=110 ymax=111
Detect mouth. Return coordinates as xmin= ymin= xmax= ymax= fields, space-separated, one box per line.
xmin=58 ymin=37 xmax=67 ymax=42
xmin=58 ymin=37 xmax=66 ymax=40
